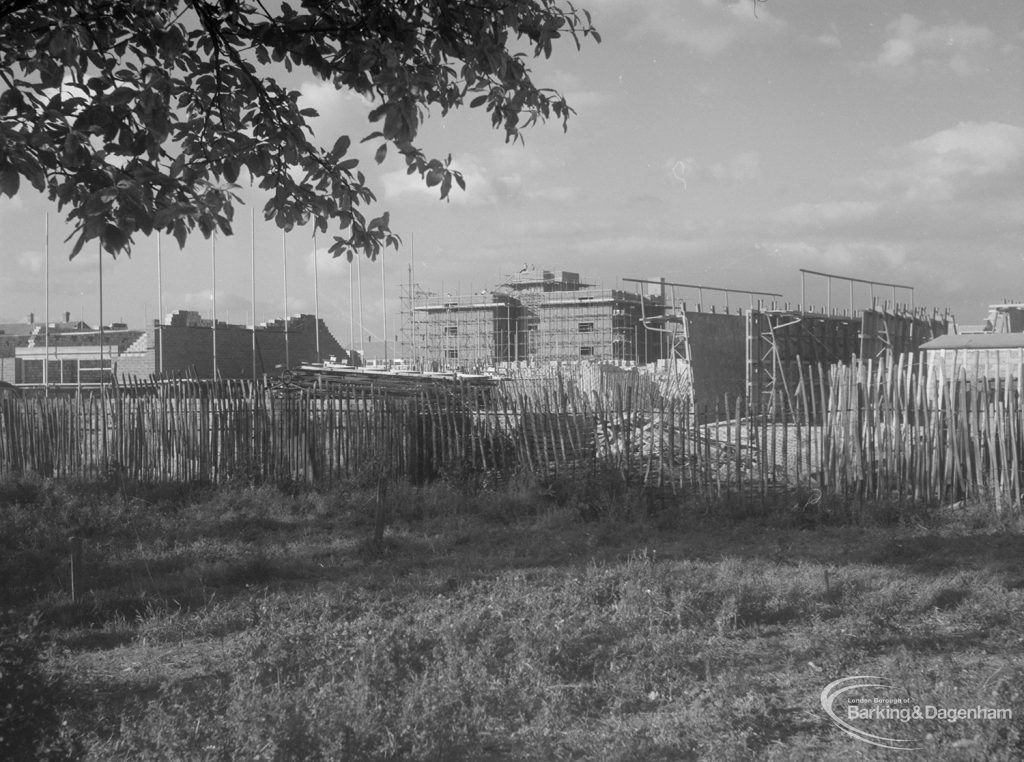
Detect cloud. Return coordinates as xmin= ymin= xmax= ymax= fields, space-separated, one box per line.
xmin=708 ymin=151 xmax=762 ymax=183
xmin=524 ymin=186 xmax=582 ymax=203
xmin=297 ymin=81 xmax=377 ymax=151
xmin=609 ymin=0 xmax=787 ymax=56
xmin=17 ymin=250 xmax=43 ymax=274
xmin=541 ymin=69 xmax=610 ymax=111
xmin=773 ymin=201 xmax=881 ymax=231
xmin=762 ymin=240 xmax=908 ymax=272
xmin=740 ymin=120 xmax=1023 ymax=317
xmin=813 ymin=28 xmax=841 ymax=50
xmin=859 ymin=121 xmax=1024 ymax=202
xmin=381 ymin=154 xmax=504 ymax=205
xmin=381 ymin=144 xmax=578 ymax=207
xmin=871 ymin=14 xmax=995 ymax=77
xmin=299 ymin=81 xmax=373 ymax=124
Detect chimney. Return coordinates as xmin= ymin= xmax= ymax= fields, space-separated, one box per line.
xmin=28 ymin=312 xmax=34 ymax=325
xmin=64 ymin=311 xmax=70 ymax=323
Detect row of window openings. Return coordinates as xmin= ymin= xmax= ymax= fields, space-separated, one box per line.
xmin=444 ymin=322 xmax=596 ymax=336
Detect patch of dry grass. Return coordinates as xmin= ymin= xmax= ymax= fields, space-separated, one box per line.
xmin=1 ymin=476 xmax=1022 ymax=760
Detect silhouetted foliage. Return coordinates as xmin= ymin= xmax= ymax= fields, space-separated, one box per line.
xmin=0 ymin=0 xmax=598 ymax=259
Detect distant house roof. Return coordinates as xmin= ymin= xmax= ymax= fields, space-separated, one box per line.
xmin=921 ymin=333 xmax=1024 ymax=350
xmin=0 ymin=323 xmax=36 ymax=337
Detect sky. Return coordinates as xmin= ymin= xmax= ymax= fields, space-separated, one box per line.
xmin=1 ymin=0 xmax=1022 ymax=355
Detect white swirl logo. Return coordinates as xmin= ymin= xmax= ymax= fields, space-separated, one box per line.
xmin=820 ymin=676 xmax=921 ymax=751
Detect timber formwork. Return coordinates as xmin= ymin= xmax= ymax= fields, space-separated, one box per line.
xmin=747 ymin=307 xmax=951 ymax=418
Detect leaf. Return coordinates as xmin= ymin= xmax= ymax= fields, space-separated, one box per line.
xmin=0 ymin=87 xmax=24 ymax=113
xmin=223 ymin=159 xmax=240 ymax=183
xmin=107 ymin=87 xmax=136 ymax=106
xmin=103 ymin=223 xmax=129 ymax=252
xmin=70 ymin=233 xmax=87 ymax=259
xmin=0 ymin=166 xmax=19 ymax=196
xmin=331 ymin=134 xmax=351 ymax=157
xmin=1 ymin=0 xmax=593 ymax=261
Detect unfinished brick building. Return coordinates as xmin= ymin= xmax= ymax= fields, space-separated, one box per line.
xmin=409 ymin=270 xmax=664 ymax=370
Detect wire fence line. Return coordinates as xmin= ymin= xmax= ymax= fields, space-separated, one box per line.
xmin=0 ymin=355 xmax=1021 ymax=509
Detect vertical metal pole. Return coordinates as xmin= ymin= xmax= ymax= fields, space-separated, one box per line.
xmin=44 ymin=212 xmax=49 ymax=392
xmin=97 ymin=241 xmax=107 ymax=470
xmin=98 ymin=241 xmax=104 ymax=387
xmin=348 ymin=260 xmax=355 ymax=363
xmin=405 ymin=232 xmax=409 ymax=362
xmin=211 ymin=232 xmax=218 ymax=379
xmin=157 ymin=233 xmax=164 ymax=376
xmin=849 ymin=280 xmax=854 ymax=315
xmin=827 ymin=276 xmax=832 ymax=314
xmin=891 ymin=285 xmax=897 ymax=313
xmin=251 ymin=210 xmax=257 ymax=381
xmin=313 ymin=229 xmax=321 ymax=363
xmin=801 ymin=271 xmax=806 ymax=312
xmin=356 ymin=254 xmax=365 ymax=362
xmin=381 ymin=253 xmax=387 ymax=366
xmin=282 ymin=230 xmax=289 ymax=369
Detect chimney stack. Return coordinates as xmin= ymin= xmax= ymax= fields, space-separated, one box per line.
xmin=64 ymin=311 xmax=71 ymax=323
xmin=28 ymin=312 xmax=34 ymax=325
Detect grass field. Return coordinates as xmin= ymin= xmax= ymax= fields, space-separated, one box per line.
xmin=2 ymin=475 xmax=1023 ymax=760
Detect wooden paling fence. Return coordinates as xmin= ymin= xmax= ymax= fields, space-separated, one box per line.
xmin=0 ymin=355 xmax=1022 ymax=509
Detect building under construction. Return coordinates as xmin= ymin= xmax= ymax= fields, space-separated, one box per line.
xmin=409 ymin=269 xmax=664 ymax=369
xmin=630 ymin=270 xmax=952 ymax=414
xmin=405 ymin=267 xmax=953 ymax=415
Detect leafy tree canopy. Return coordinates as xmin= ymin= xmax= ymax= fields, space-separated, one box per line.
xmin=0 ymin=0 xmax=599 ymax=259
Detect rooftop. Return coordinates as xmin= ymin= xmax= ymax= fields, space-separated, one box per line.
xmin=921 ymin=333 xmax=1024 ymax=350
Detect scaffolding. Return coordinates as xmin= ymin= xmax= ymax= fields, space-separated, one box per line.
xmin=519 ymin=288 xmax=658 ymax=363
xmin=410 ymin=292 xmax=517 ymax=370
xmin=404 ymin=269 xmax=666 ymax=370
